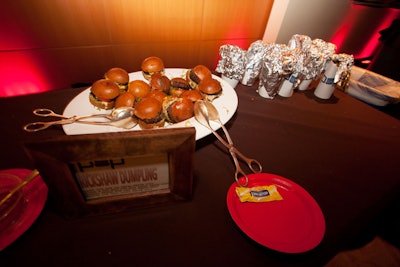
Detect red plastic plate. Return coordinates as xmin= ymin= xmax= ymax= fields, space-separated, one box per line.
xmin=227 ymin=173 xmax=325 ymax=253
xmin=0 ymin=168 xmax=48 ymax=251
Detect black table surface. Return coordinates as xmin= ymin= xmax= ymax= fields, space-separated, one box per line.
xmin=0 ymin=82 xmax=399 ymax=267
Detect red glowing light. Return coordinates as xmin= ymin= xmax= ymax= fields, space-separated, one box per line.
xmin=361 ymin=59 xmax=372 ymax=65
xmin=330 ymin=4 xmax=400 ymax=60
xmin=0 ymin=53 xmax=49 ymax=97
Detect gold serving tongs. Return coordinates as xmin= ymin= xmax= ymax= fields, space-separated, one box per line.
xmin=23 ymin=107 xmax=137 ymax=132
xmin=194 ymin=100 xmax=262 ymax=187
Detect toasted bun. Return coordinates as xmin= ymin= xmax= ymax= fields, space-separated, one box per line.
xmin=90 ymin=79 xmax=120 ymax=109
xmin=163 ymin=96 xmax=194 ymax=123
xmin=181 ymin=89 xmax=204 ymax=102
xmin=134 ymin=97 xmax=163 ymax=119
xmin=128 ymin=80 xmax=151 ymax=100
xmin=91 ymin=79 xmax=121 ymax=100
xmin=141 ymin=56 xmax=165 ymax=80
xmin=169 ymin=97 xmax=194 ymax=123
xmin=197 ymin=77 xmax=222 ymax=101
xmin=104 ymin=67 xmax=129 ymax=91
xmin=147 ymin=89 xmax=167 ymax=104
xmin=150 ymin=72 xmax=171 ymax=94
xmin=115 ymin=92 xmax=135 ymax=108
xmin=186 ymin=65 xmax=212 ymax=88
xmin=135 ymin=97 xmax=165 ymax=129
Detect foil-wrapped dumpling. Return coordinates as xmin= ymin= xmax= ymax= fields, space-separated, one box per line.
xmin=216 ymin=44 xmax=246 ymax=81
xmin=258 ymin=43 xmax=300 ymax=99
xmin=241 ymin=40 xmax=268 ymax=86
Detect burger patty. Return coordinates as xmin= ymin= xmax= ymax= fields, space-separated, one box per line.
xmin=89 ymin=92 xmax=114 ymax=103
xmin=189 ymin=70 xmax=201 ymax=84
xmin=165 ymin=105 xmax=175 ymax=122
xmin=171 ymin=79 xmax=191 ymax=90
xmin=140 ymin=111 xmax=164 ymax=124
xmin=142 ymin=70 xmax=152 ymax=76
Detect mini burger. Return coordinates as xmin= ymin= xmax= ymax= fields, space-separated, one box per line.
xmin=114 ymin=91 xmax=135 ymax=108
xmin=162 ymin=96 xmax=194 ymax=123
xmin=89 ymin=79 xmax=120 ymax=110
xmin=186 ymin=65 xmax=212 ymax=89
xmin=134 ymin=97 xmax=165 ymax=129
xmin=147 ymin=89 xmax=167 ymax=104
xmin=141 ymin=56 xmax=165 ymax=80
xmin=104 ymin=67 xmax=129 ymax=92
xmin=169 ymin=77 xmax=191 ymax=97
xmin=128 ymin=80 xmax=151 ymax=102
xmin=181 ymin=89 xmax=204 ymax=102
xmin=197 ymin=77 xmax=223 ymax=101
xmin=150 ymin=72 xmax=171 ymax=94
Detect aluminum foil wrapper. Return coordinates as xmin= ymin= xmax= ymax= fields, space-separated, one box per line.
xmin=311 ymin=39 xmax=337 ymax=74
xmin=263 ymin=43 xmax=299 ymax=75
xmin=288 ymin=34 xmax=312 ymax=51
xmin=294 ymin=38 xmax=336 ymax=82
xmin=241 ymin=40 xmax=267 ymax=86
xmin=300 ymin=44 xmax=325 ymax=80
xmin=312 ymin=39 xmax=337 ymax=59
xmin=258 ymin=71 xmax=283 ymax=99
xmin=287 ymin=35 xmax=312 ymax=87
xmin=287 ymin=34 xmax=316 ymax=80
xmin=216 ymin=44 xmax=246 ymax=81
xmin=330 ymin=53 xmax=354 ymax=83
xmin=258 ymin=43 xmax=300 ymax=99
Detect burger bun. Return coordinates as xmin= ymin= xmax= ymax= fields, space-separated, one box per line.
xmin=134 ymin=97 xmax=165 ymax=129
xmin=141 ymin=56 xmax=165 ymax=80
xmin=197 ymin=77 xmax=222 ymax=102
xmin=104 ymin=67 xmax=129 ymax=91
xmin=89 ymin=79 xmax=120 ymax=110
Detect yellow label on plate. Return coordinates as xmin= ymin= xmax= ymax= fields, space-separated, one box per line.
xmin=235 ymin=185 xmax=283 ymax=203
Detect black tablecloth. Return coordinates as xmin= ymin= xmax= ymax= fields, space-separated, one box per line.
xmin=0 ymin=83 xmax=399 ymax=266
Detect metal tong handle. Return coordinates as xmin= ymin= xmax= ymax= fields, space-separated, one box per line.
xmin=23 ymin=108 xmax=112 ymax=132
xmin=32 ymin=108 xmax=69 ymax=118
xmin=206 ymin=123 xmax=262 ymax=187
xmin=219 ymin=123 xmax=262 ymax=187
xmin=194 ymin=101 xmax=262 ymax=187
xmin=219 ymin=123 xmax=262 ymax=174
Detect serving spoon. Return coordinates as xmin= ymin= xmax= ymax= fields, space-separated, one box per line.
xmin=194 ymin=100 xmax=262 ymax=187
xmin=23 ymin=107 xmax=137 ymax=132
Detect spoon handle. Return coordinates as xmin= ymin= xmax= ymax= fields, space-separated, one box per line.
xmin=0 ymin=169 xmax=40 ymax=207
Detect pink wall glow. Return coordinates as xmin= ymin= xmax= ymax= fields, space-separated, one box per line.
xmin=0 ymin=53 xmax=50 ymax=97
xmin=330 ymin=4 xmax=400 ymax=59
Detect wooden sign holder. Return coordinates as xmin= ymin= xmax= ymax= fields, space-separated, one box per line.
xmin=23 ymin=127 xmax=196 ymax=219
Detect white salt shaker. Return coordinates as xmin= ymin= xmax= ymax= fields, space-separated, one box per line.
xmin=314 ymin=61 xmax=338 ymax=99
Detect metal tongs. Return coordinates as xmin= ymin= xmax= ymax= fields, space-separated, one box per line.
xmin=194 ymin=100 xmax=262 ymax=187
xmin=23 ymin=107 xmax=137 ymax=132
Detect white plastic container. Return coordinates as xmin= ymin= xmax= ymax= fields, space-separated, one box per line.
xmin=345 ymin=66 xmax=400 ymax=106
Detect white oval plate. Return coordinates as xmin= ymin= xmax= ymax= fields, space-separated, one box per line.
xmin=62 ymin=68 xmax=238 ymax=140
